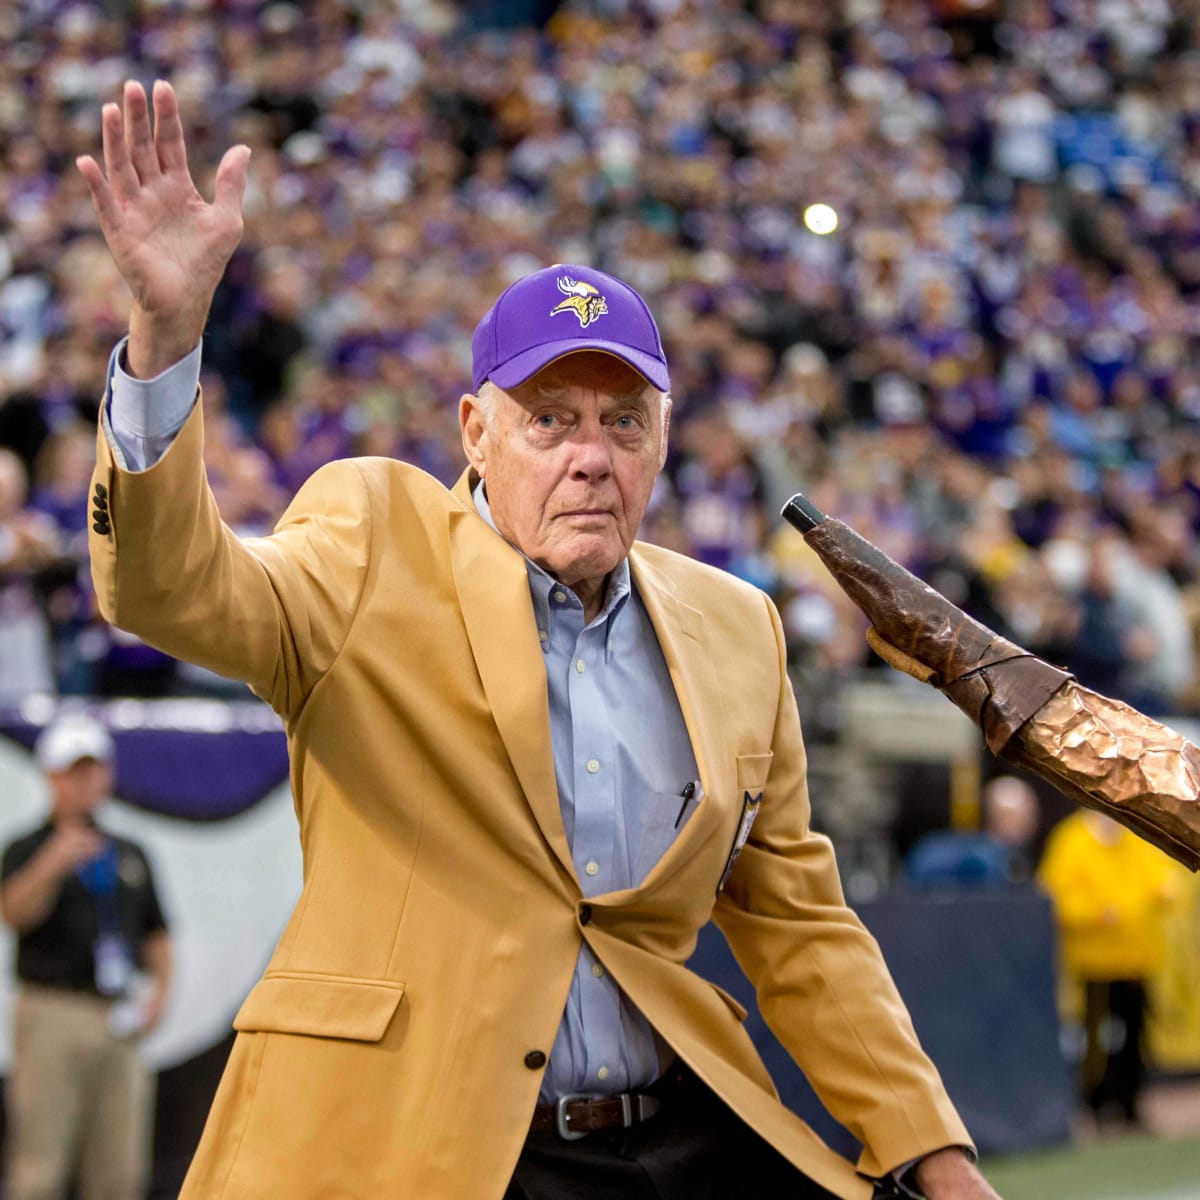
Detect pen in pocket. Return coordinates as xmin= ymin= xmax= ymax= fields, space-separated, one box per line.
xmin=674 ymin=780 xmax=698 ymax=828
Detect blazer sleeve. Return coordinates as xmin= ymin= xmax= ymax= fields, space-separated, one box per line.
xmin=89 ymin=397 xmax=371 ymax=719
xmin=712 ymin=592 xmax=971 ymax=1181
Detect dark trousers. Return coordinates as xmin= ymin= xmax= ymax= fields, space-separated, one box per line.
xmin=1083 ymin=978 xmax=1148 ymax=1124
xmin=505 ymin=1064 xmax=848 ymax=1200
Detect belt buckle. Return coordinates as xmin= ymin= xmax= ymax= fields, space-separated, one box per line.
xmin=554 ymin=1093 xmax=593 ymax=1141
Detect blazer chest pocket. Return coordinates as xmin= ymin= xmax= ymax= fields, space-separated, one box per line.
xmin=233 ymin=972 xmax=406 ymax=1042
xmin=736 ymin=752 xmax=773 ymax=794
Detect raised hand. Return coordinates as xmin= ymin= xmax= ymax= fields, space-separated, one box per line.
xmin=43 ymin=825 xmax=105 ymax=876
xmin=76 ymin=79 xmax=250 ymax=379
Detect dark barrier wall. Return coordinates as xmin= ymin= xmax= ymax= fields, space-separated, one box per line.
xmin=689 ymin=888 xmax=1074 ymax=1159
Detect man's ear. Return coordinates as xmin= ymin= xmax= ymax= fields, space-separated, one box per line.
xmin=460 ymin=393 xmax=489 ymax=477
xmin=658 ymin=400 xmax=671 ymax=471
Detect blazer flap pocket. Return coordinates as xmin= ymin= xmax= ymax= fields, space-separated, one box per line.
xmin=233 ymin=974 xmax=405 ymax=1042
xmin=736 ymin=752 xmax=774 ymax=793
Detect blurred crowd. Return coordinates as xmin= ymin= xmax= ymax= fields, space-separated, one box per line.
xmin=4 ymin=0 xmax=1200 ymax=713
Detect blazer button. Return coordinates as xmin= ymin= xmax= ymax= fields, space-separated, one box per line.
xmin=92 ymin=522 xmax=110 ymax=535
xmin=92 ymin=509 xmax=107 ymax=523
xmin=524 ymin=1050 xmax=546 ymax=1070
xmin=94 ymin=483 xmax=107 ymax=499
xmin=579 ymin=904 xmax=592 ymax=926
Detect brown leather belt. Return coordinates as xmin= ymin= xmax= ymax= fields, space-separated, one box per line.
xmin=531 ymin=1092 xmax=662 ymax=1140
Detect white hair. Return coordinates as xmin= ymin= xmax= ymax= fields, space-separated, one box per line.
xmin=474 ymin=380 xmax=501 ymax=429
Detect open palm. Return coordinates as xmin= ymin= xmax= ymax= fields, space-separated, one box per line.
xmin=77 ymin=79 xmax=249 ymax=377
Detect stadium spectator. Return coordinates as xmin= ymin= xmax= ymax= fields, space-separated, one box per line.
xmin=1039 ymin=809 xmax=1180 ymax=1130
xmin=905 ymin=774 xmax=1041 ymax=889
xmin=1 ymin=715 xmax=171 ymax=1200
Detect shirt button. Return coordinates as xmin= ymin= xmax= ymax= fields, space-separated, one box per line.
xmin=538 ymin=630 xmax=547 ymax=642
xmin=524 ymin=1050 xmax=547 ymax=1070
xmin=597 ymin=1066 xmax=610 ymax=1081
xmin=586 ymin=759 xmax=600 ymax=774
xmin=585 ymin=861 xmax=599 ymax=877
xmin=553 ymin=590 xmax=566 ymax=603
xmin=592 ymin=963 xmax=605 ymax=978
xmin=575 ymin=658 xmax=586 ymax=673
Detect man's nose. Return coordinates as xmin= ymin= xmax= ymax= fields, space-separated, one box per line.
xmin=569 ymin=424 xmax=614 ymax=480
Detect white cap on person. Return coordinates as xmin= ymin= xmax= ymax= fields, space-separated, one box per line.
xmin=35 ymin=715 xmax=115 ymax=773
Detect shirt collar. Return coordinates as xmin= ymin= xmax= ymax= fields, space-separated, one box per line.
xmin=472 ymin=479 xmax=631 ymax=634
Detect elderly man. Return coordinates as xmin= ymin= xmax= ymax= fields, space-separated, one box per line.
xmin=76 ymin=80 xmax=999 ymax=1199
xmin=1 ymin=715 xmax=170 ymax=1200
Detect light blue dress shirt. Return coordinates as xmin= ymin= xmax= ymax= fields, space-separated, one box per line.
xmin=106 ymin=342 xmax=701 ymax=1101
xmin=472 ymin=483 xmax=699 ymax=1100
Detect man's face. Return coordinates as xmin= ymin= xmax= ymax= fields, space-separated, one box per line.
xmin=460 ymin=352 xmax=669 ymax=592
xmin=49 ymin=758 xmax=111 ymax=822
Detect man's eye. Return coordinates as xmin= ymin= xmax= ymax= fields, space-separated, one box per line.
xmin=534 ymin=413 xmax=560 ymax=429
xmin=613 ymin=414 xmax=639 ymax=431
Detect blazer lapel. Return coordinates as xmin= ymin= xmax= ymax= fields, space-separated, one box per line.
xmin=630 ymin=548 xmax=735 ymax=886
xmin=448 ymin=473 xmax=575 ymax=882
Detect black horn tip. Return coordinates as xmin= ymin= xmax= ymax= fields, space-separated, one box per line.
xmin=781 ymin=493 xmax=826 ymax=534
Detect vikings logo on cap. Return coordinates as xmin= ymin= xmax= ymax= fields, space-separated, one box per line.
xmin=550 ymin=275 xmax=608 ymax=328
xmin=470 ymin=264 xmax=670 ymax=394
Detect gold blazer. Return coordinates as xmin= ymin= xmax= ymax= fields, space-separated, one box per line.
xmin=89 ymin=402 xmax=969 ymax=1198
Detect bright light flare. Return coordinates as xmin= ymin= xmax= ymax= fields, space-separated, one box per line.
xmin=803 ymin=203 xmax=839 ymax=235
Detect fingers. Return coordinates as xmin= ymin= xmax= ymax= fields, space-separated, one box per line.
xmin=123 ymin=80 xmax=160 ymax=182
xmin=101 ymin=98 xmax=141 ymax=202
xmin=90 ymin=78 xmax=243 ymax=236
xmin=75 ymin=155 xmax=121 ymax=229
xmin=99 ymin=79 xmax=176 ymax=202
xmin=214 ymin=144 xmax=252 ymax=219
xmin=152 ymin=79 xmax=189 ymax=174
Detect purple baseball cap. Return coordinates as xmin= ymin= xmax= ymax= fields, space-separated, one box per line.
xmin=471 ymin=264 xmax=670 ymax=394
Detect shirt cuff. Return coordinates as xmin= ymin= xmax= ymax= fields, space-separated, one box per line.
xmin=105 ymin=337 xmax=202 ymax=472
xmin=893 ymin=1159 xmax=923 ymax=1198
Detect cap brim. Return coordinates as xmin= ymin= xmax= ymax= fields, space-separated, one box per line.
xmin=42 ymin=753 xmax=107 ymax=773
xmin=486 ymin=339 xmax=670 ymax=393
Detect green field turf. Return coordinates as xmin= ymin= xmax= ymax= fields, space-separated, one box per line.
xmin=982 ymin=1134 xmax=1200 ymax=1199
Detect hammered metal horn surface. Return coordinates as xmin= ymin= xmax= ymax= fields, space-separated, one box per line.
xmin=793 ymin=501 xmax=1200 ymax=869
xmin=1007 ymin=682 xmax=1200 ymax=870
